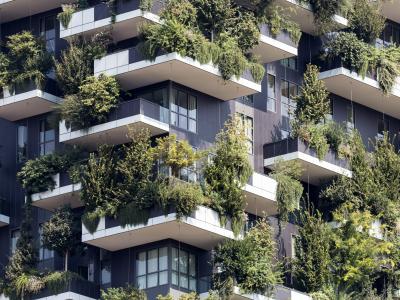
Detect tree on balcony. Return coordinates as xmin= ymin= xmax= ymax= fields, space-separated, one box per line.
xmin=41 ymin=206 xmax=81 ymax=272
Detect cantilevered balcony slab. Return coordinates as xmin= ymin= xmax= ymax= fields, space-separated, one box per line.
xmin=82 ymin=206 xmax=237 ymax=251
xmin=274 ymin=0 xmax=348 ymax=35
xmin=319 ymin=67 xmax=400 ymax=119
xmin=0 ymin=214 xmax=9 ymax=227
xmin=60 ymin=3 xmax=160 ymax=41
xmin=275 ymin=286 xmax=311 ymax=300
xmin=252 ymin=25 xmax=298 ymax=63
xmin=0 ymin=85 xmax=63 ymax=121
xmin=381 ymin=0 xmax=400 ymax=23
xmin=0 ymin=0 xmax=74 ymax=23
xmin=94 ymin=49 xmax=261 ymax=100
xmin=31 ymin=173 xmax=82 ymax=211
xmin=200 ymin=286 xmax=273 ymax=300
xmin=0 ymin=199 xmax=10 ymax=227
xmin=32 ymin=277 xmax=98 ymax=300
xmin=59 ymin=98 xmax=169 ymax=149
xmin=243 ymin=172 xmax=278 ymax=216
xmin=264 ymin=138 xmax=351 ymax=185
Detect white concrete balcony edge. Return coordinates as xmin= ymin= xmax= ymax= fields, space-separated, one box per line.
xmin=0 ymin=88 xmax=63 ymax=121
xmin=253 ymin=34 xmax=298 ymax=64
xmin=0 ymin=214 xmax=10 ymax=227
xmin=60 ymin=7 xmax=160 ymax=41
xmin=264 ymin=151 xmax=352 ymax=185
xmin=31 ymin=173 xmax=82 ymax=211
xmin=243 ymin=172 xmax=278 ymax=216
xmin=94 ymin=51 xmax=261 ymax=100
xmin=59 ymin=115 xmax=169 ymax=148
xmin=33 ymin=292 xmax=96 ymax=300
xmin=381 ymin=0 xmax=400 ymax=23
xmin=319 ymin=67 xmax=400 ymax=119
xmin=200 ymin=286 xmax=273 ymax=300
xmin=82 ymin=206 xmax=238 ymax=251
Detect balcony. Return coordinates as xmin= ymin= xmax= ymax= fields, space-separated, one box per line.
xmin=94 ymin=48 xmax=261 ymax=101
xmin=31 ymin=172 xmax=82 ymax=211
xmin=32 ymin=276 xmax=98 ymax=300
xmin=82 ymin=206 xmax=237 ymax=251
xmin=319 ymin=67 xmax=400 ymax=119
xmin=274 ymin=0 xmax=348 ymax=35
xmin=0 ymin=80 xmax=62 ymax=121
xmin=0 ymin=198 xmax=10 ymax=227
xmin=252 ymin=24 xmax=298 ymax=63
xmin=264 ymin=138 xmax=351 ymax=185
xmin=381 ymin=0 xmax=400 ymax=23
xmin=0 ymin=0 xmax=74 ymax=23
xmin=59 ymin=98 xmax=169 ymax=149
xmin=275 ymin=285 xmax=311 ymax=300
xmin=243 ymin=172 xmax=278 ymax=216
xmin=60 ymin=0 xmax=161 ymax=41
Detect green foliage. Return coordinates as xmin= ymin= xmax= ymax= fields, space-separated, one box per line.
xmin=101 ymin=286 xmax=147 ymax=300
xmin=324 ymin=32 xmax=400 ymax=94
xmin=293 ymin=64 xmax=330 ymax=126
xmin=55 ymin=32 xmax=110 ymax=95
xmin=293 ymin=209 xmax=332 ymax=293
xmin=139 ymin=0 xmax=153 ymax=11
xmin=58 ymin=4 xmax=76 ymax=28
xmin=270 ymin=160 xmax=303 ymax=223
xmin=61 ymin=74 xmax=120 ymax=129
xmin=348 ymin=0 xmax=385 ymax=44
xmin=204 ymin=117 xmax=253 ymax=236
xmin=43 ymin=271 xmax=82 ymax=295
xmin=264 ymin=6 xmax=302 ymax=44
xmin=213 ymin=221 xmax=281 ymax=298
xmin=14 ymin=273 xmax=44 ymax=297
xmin=41 ymin=206 xmax=81 ymax=271
xmin=0 ymin=31 xmax=52 ymax=89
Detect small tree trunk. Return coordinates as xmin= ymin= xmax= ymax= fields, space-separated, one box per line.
xmin=65 ymin=250 xmax=69 ymax=272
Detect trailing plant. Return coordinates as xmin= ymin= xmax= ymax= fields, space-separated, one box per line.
xmin=204 ymin=117 xmax=252 ymax=236
xmin=43 ymin=271 xmax=82 ymax=295
xmin=101 ymin=285 xmax=147 ymax=300
xmin=213 ymin=220 xmax=281 ymax=299
xmin=293 ymin=208 xmax=332 ymax=293
xmin=14 ymin=273 xmax=44 ymax=297
xmin=55 ymin=32 xmax=110 ymax=95
xmin=324 ymin=32 xmax=400 ymax=94
xmin=270 ymin=160 xmax=303 ymax=223
xmin=0 ymin=31 xmax=52 ymax=89
xmin=140 ymin=0 xmax=153 ymax=11
xmin=58 ymin=4 xmax=76 ymax=29
xmin=41 ymin=206 xmax=81 ymax=271
xmin=60 ymin=74 xmax=120 ymax=129
xmin=348 ymin=0 xmax=385 ymax=44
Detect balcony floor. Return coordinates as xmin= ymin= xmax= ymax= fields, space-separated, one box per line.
xmin=61 ymin=9 xmax=159 ymax=42
xmin=82 ymin=207 xmax=237 ymax=251
xmin=0 ymin=0 xmax=74 ymax=23
xmin=33 ymin=292 xmax=96 ymax=300
xmin=95 ymin=52 xmax=261 ymax=101
xmin=264 ymin=151 xmax=352 ymax=185
xmin=252 ymin=34 xmax=297 ymax=63
xmin=0 ymin=214 xmax=9 ymax=227
xmin=0 ymin=90 xmax=63 ymax=121
xmin=319 ymin=67 xmax=400 ymax=119
xmin=31 ymin=183 xmax=82 ymax=211
xmin=59 ymin=115 xmax=169 ymax=150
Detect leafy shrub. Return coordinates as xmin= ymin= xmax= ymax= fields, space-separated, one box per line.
xmin=58 ymin=4 xmax=76 ymax=28
xmin=61 ymin=74 xmax=120 ymax=129
xmin=264 ymin=6 xmax=301 ymax=44
xmin=213 ymin=221 xmax=281 ymax=298
xmin=14 ymin=273 xmax=44 ymax=297
xmin=17 ymin=154 xmax=67 ymax=194
xmin=43 ymin=271 xmax=81 ymax=295
xmin=101 ymin=286 xmax=147 ymax=300
xmin=0 ymin=31 xmax=52 ymax=89
xmin=270 ymin=160 xmax=303 ymax=223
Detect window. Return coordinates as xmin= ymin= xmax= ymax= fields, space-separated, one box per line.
xmin=100 ymin=249 xmax=111 ymax=285
xmin=38 ymin=224 xmax=54 ymax=261
xmin=137 ymin=247 xmax=168 ymax=289
xmin=267 ymin=74 xmax=276 ymax=112
xmin=10 ymin=229 xmax=20 ymax=255
xmin=291 ymin=234 xmax=299 ymax=258
xmin=239 ymin=95 xmax=253 ymax=106
xmin=17 ymin=124 xmax=27 ymax=163
xmin=137 ymin=87 xmax=169 ymax=123
xmin=280 ymin=57 xmax=298 ymax=71
xmin=172 ymin=248 xmax=196 ymax=291
xmin=171 ymin=89 xmax=197 ymax=133
xmin=377 ymin=118 xmax=389 ymax=138
xmin=39 ymin=119 xmax=55 ymax=156
xmin=40 ymin=15 xmax=56 ymax=53
xmin=237 ymin=113 xmax=254 ymax=154
xmin=381 ymin=22 xmax=400 ymax=46
xmin=346 ymin=104 xmax=355 ymax=132
xmin=281 ymin=80 xmax=299 ymax=135
xmin=179 ymin=146 xmax=198 ymax=183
